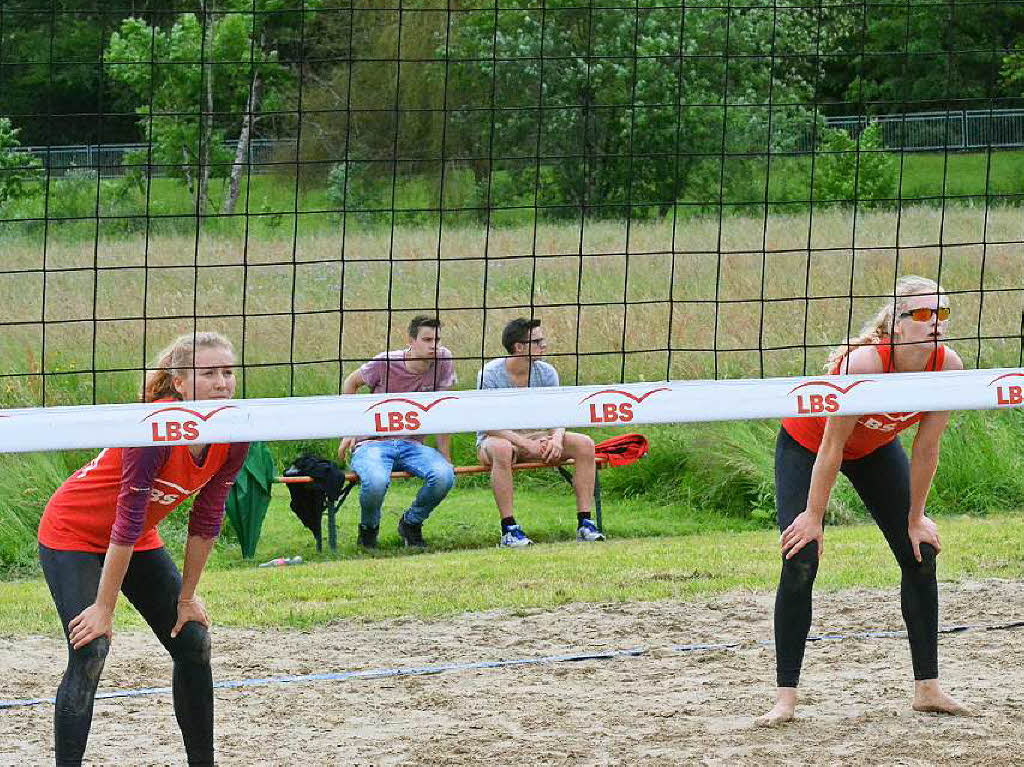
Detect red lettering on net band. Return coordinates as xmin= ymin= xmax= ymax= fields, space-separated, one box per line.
xmin=577 ymin=388 xmax=670 ymax=405
xmin=366 ymin=396 xmax=457 ymax=434
xmin=580 ymin=388 xmax=668 ymax=424
xmin=787 ymin=380 xmax=874 ymax=396
xmin=362 ymin=396 xmax=458 ymax=413
xmin=790 ymin=380 xmax=873 ymax=415
xmin=140 ymin=405 xmax=237 ymax=423
xmin=989 ymin=373 xmax=1024 ymax=406
xmin=143 ymin=405 xmax=236 ymax=443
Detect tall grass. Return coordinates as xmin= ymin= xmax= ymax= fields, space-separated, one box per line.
xmin=2 ymin=203 xmax=1023 ymax=407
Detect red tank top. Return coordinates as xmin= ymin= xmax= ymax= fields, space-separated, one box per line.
xmin=39 ymin=441 xmax=232 ymax=553
xmin=781 ymin=341 xmax=947 ymax=461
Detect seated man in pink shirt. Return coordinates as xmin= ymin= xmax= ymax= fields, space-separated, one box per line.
xmin=338 ymin=316 xmax=456 ymax=549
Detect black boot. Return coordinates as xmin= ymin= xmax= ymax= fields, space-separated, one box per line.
xmin=398 ymin=517 xmax=425 ymax=548
xmin=357 ymin=524 xmax=379 ymax=549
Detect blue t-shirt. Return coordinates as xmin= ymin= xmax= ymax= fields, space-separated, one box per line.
xmin=476 ymin=358 xmax=559 ymax=445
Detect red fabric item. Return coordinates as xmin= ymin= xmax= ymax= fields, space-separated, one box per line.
xmin=593 ymin=433 xmax=649 ymax=467
xmin=781 ymin=341 xmax=947 ymax=461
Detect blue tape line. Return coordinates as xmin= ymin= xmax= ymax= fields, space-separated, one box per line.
xmin=2 ymin=620 xmax=1020 ymax=710
xmin=0 ymin=648 xmax=645 ymax=709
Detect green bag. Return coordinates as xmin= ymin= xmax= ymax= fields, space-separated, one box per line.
xmin=224 ymin=441 xmax=276 ymax=559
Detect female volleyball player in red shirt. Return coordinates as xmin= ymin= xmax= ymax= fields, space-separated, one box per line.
xmin=37 ymin=332 xmax=248 ymax=765
xmin=757 ymin=276 xmax=970 ymax=727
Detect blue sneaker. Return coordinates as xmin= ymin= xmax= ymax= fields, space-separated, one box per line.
xmin=498 ymin=524 xmax=533 ymax=548
xmin=576 ymin=518 xmax=606 ymax=542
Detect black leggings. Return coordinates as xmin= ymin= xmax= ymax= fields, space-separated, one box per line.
xmin=38 ymin=544 xmax=213 ymax=767
xmin=773 ymin=428 xmax=939 ymax=688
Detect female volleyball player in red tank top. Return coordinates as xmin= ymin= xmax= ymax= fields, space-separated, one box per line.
xmin=756 ymin=276 xmax=971 ymax=727
xmin=37 ymin=332 xmax=248 ymax=766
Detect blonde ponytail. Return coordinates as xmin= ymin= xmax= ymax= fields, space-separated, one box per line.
xmin=825 ymin=275 xmax=943 ymax=372
xmin=143 ymin=332 xmax=234 ymax=402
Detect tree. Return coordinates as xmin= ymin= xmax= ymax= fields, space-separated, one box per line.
xmin=444 ymin=0 xmax=823 ymax=219
xmin=104 ymin=0 xmax=315 ymax=215
xmin=0 ymin=117 xmax=41 ymax=211
xmin=813 ymin=123 xmax=898 ymax=208
xmin=1002 ymin=37 xmax=1024 ymax=96
xmin=0 ymin=1 xmax=195 ymax=145
xmin=831 ymin=0 xmax=1024 ymax=112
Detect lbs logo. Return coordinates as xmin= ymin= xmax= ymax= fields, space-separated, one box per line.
xmin=990 ymin=372 xmax=1024 ymax=407
xmin=579 ymin=388 xmax=669 ymax=424
xmin=141 ymin=405 xmax=236 ymax=442
xmin=365 ymin=396 xmax=457 ymax=433
xmin=788 ymin=380 xmax=873 ymax=415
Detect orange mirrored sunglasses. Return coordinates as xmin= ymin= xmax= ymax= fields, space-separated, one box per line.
xmin=901 ymin=307 xmax=950 ymax=322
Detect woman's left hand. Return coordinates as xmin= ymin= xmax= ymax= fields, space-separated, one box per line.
xmin=908 ymin=515 xmax=941 ymax=562
xmin=172 ymin=596 xmax=210 ymax=638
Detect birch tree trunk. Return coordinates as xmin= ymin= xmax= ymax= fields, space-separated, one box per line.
xmin=197 ymin=0 xmax=215 ymax=217
xmin=224 ymin=71 xmax=262 ymax=215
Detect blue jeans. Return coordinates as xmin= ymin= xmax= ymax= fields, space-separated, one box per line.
xmin=349 ymin=440 xmax=455 ymax=528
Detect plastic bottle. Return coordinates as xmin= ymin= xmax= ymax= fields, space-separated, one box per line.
xmin=258 ymin=555 xmax=304 ymax=568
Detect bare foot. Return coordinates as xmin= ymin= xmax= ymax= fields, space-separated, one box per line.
xmin=755 ymin=687 xmax=797 ymax=727
xmin=912 ymin=680 xmax=973 ymax=716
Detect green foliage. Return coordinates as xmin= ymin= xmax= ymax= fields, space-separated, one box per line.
xmin=325 ymin=161 xmax=385 ymax=225
xmin=0 ymin=451 xmax=87 ymax=576
xmin=105 ymin=15 xmax=238 ymax=188
xmin=445 ymin=0 xmax=818 ymax=219
xmin=813 ymin=123 xmax=898 ymax=208
xmin=1002 ymin=38 xmax=1024 ymax=97
xmin=0 ymin=117 xmax=41 ymax=210
xmin=103 ymin=1 xmax=319 ymax=209
xmin=838 ymin=3 xmax=1024 ymax=111
xmin=49 ymin=167 xmax=100 ymax=220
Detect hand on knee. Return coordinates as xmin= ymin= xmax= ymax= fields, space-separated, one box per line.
xmin=72 ymin=635 xmax=110 ymax=682
xmin=780 ymin=542 xmax=819 ymax=592
xmin=170 ymin=622 xmax=212 ymax=666
xmin=906 ymin=542 xmax=937 ymax=579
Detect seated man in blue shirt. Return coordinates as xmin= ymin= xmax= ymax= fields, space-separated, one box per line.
xmin=476 ymin=317 xmax=603 ymax=547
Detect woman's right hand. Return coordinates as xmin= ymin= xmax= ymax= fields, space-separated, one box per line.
xmin=780 ymin=511 xmax=824 ymax=560
xmin=68 ymin=603 xmax=114 ymax=649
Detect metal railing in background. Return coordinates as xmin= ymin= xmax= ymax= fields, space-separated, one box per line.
xmin=15 ymin=138 xmax=282 ymax=178
xmin=823 ymin=109 xmax=1024 ymax=152
xmin=15 ymin=109 xmax=1024 ymax=177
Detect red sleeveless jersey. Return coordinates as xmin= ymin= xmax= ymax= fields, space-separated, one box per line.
xmin=781 ymin=341 xmax=947 ymax=461
xmin=39 ymin=442 xmax=232 ymax=553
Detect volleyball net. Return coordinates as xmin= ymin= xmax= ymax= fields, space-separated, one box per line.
xmin=1 ymin=0 xmax=1023 ymax=450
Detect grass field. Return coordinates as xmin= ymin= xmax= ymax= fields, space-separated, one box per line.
xmin=2 ymin=506 xmax=1023 ymax=636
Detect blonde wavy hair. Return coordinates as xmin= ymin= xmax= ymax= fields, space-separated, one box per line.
xmin=826 ymin=275 xmax=944 ymax=372
xmin=143 ymin=332 xmax=235 ymax=402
